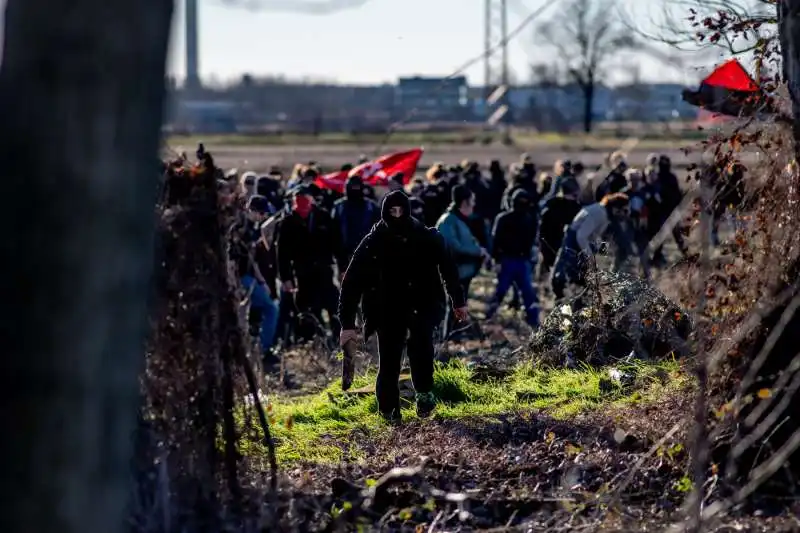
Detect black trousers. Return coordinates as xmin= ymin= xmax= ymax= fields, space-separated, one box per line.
xmin=375 ymin=320 xmax=435 ymax=416
xmin=294 ymin=272 xmax=340 ymax=342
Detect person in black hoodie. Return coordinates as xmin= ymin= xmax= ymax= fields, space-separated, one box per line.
xmin=650 ymin=155 xmax=689 ymax=264
xmin=486 ymin=189 xmax=540 ymax=327
xmin=538 ymin=180 xmax=582 ymax=280
xmin=331 ymin=176 xmax=380 ymax=275
xmin=338 ymin=191 xmax=467 ymax=423
xmin=276 ymin=186 xmax=340 ymax=342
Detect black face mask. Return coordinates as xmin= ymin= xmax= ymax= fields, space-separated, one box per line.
xmin=381 ymin=190 xmax=413 ymax=234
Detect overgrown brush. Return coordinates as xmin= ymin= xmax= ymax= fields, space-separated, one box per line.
xmin=132 ymin=154 xmax=279 ymax=532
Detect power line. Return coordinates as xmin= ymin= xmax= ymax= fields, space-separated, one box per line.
xmin=374 ymin=0 xmax=561 ymax=154
xmin=218 ymin=0 xmax=371 ymax=14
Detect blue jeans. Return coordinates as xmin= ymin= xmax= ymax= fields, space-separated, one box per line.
xmin=489 ymin=258 xmax=539 ymax=327
xmin=242 ymin=275 xmax=279 ymax=353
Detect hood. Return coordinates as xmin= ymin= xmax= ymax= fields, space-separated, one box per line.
xmin=380 ymin=190 xmax=413 ymax=233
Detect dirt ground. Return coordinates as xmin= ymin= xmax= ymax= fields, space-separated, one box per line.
xmin=187 ymin=142 xmax=702 ymax=174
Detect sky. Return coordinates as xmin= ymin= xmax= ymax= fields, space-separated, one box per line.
xmin=0 ymin=0 xmax=733 ymax=86
xmin=165 ymin=0 xmax=716 ymax=87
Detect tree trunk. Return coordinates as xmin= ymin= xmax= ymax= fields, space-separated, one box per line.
xmin=583 ymin=83 xmax=595 ymax=133
xmin=0 ymin=1 xmax=173 ymax=532
xmin=780 ymin=0 xmax=800 ymax=159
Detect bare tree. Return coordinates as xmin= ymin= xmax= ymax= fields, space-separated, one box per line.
xmin=536 ymin=0 xmax=636 ymax=132
xmin=634 ymin=0 xmax=777 ymax=56
xmin=0 ymin=1 xmax=173 ymax=533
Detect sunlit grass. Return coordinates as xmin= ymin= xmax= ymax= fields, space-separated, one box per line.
xmin=240 ymin=359 xmax=688 ymax=465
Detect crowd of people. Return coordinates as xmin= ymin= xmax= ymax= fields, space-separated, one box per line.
xmin=207 ymin=150 xmax=716 ymax=364
xmin=161 ymin=144 xmax=749 ymax=421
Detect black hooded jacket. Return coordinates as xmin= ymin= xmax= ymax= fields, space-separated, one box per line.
xmin=275 ymin=206 xmax=336 ymax=283
xmin=491 ymin=189 xmax=538 ymax=261
xmin=338 ymin=190 xmax=465 ymax=336
xmin=539 ymin=195 xmax=582 ymax=253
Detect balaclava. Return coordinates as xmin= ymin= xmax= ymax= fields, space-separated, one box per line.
xmin=345 ymin=176 xmax=365 ymax=201
xmin=381 ymin=190 xmax=413 ymax=233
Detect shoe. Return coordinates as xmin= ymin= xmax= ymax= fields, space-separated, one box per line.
xmin=381 ymin=409 xmax=402 ymax=426
xmin=415 ymin=391 xmax=437 ymax=418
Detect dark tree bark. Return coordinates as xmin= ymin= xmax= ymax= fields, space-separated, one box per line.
xmin=582 ymin=81 xmax=595 ymax=133
xmin=0 ymin=1 xmax=173 ymax=532
xmin=780 ymin=0 xmax=800 ymax=159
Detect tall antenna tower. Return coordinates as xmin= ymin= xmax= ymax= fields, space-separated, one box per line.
xmin=185 ymin=0 xmax=200 ymax=90
xmin=484 ymin=0 xmax=510 ymax=143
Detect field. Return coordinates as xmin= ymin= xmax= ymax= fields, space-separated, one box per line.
xmin=166 ymin=131 xmax=706 ymax=174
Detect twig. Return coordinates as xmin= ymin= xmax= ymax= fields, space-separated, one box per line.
xmin=240 ymin=349 xmax=279 ymax=492
xmin=687 ymin=168 xmax=714 ymax=533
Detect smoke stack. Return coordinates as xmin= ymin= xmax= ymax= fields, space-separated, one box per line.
xmin=185 ymin=0 xmax=200 ymax=89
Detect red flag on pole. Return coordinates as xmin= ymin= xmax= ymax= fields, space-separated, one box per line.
xmin=681 ymin=59 xmax=774 ymax=117
xmin=701 ymin=59 xmax=758 ymax=92
xmin=314 ymin=170 xmax=349 ymax=193
xmin=315 ymin=148 xmax=424 ymax=193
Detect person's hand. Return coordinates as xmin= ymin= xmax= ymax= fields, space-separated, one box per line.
xmin=479 ymin=247 xmax=490 ymax=260
xmin=282 ymin=280 xmax=295 ymax=293
xmin=340 ymin=329 xmax=358 ymax=346
xmin=453 ymin=306 xmax=469 ymax=322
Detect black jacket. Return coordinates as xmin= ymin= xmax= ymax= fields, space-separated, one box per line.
xmin=275 ymin=208 xmax=336 ymax=283
xmin=491 ymin=207 xmax=538 ymax=261
xmin=539 ymin=196 xmax=581 ymax=250
xmin=331 ymin=197 xmax=380 ymax=268
xmin=338 ymin=218 xmax=465 ymax=336
xmin=595 ymin=170 xmax=628 ymax=201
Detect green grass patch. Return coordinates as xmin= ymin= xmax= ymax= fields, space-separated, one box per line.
xmin=242 ymin=359 xmax=688 ymax=465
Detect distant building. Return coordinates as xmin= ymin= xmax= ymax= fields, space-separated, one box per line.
xmin=472 ymin=83 xmax=697 ymax=127
xmin=395 ymin=76 xmax=470 ymax=122
xmin=173 ymin=100 xmax=238 ymax=133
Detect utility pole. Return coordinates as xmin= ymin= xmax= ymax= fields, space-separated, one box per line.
xmin=500 ymin=0 xmax=511 ymax=144
xmin=185 ymin=0 xmax=200 ymax=91
xmin=484 ymin=0 xmax=511 ymax=143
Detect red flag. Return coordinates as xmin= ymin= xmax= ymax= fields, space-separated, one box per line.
xmin=682 ymin=59 xmax=774 ymax=117
xmin=701 ymin=59 xmax=758 ymax=92
xmin=349 ymin=148 xmax=424 ymax=187
xmin=314 ymin=170 xmax=349 ymax=193
xmin=315 ymin=148 xmax=424 ymax=193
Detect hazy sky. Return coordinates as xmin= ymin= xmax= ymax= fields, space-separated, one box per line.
xmin=0 ymin=0 xmax=726 ymax=86
xmin=165 ymin=0 xmax=714 ymax=86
